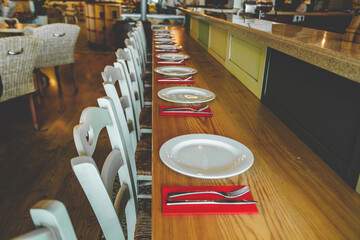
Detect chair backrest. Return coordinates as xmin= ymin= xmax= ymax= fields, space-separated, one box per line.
xmin=136 ymin=21 xmax=147 ymax=57
xmin=12 ymin=200 xmax=77 ymax=240
xmin=129 ymin=29 xmax=146 ymax=69
xmin=23 ymin=23 xmax=80 ymax=68
xmin=0 ymin=36 xmax=42 ymax=103
xmin=116 ymin=47 xmax=145 ymax=108
xmin=71 ymin=152 xmax=137 ymax=240
xmin=127 ymin=33 xmax=146 ymax=75
xmin=125 ymin=37 xmax=145 ymax=78
xmin=102 ymin=64 xmax=141 ymax=144
xmin=73 ymin=98 xmax=139 ymax=195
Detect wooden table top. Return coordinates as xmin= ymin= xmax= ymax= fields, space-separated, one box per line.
xmin=151 ymin=27 xmax=360 ymax=239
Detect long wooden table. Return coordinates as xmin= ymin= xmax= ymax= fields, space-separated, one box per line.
xmin=151 ymin=27 xmax=360 ymax=239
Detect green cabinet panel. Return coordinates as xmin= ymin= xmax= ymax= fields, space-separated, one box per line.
xmin=209 ymin=25 xmax=228 ymax=63
xmin=198 ymin=20 xmax=210 ymax=49
xmin=190 ymin=17 xmax=198 ymax=39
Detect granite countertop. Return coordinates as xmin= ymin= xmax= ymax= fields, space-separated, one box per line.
xmin=180 ymin=7 xmax=360 ymax=83
xmin=266 ymin=10 xmax=353 ymax=16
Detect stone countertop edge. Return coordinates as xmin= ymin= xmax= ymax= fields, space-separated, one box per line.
xmin=179 ymin=7 xmax=360 ymax=84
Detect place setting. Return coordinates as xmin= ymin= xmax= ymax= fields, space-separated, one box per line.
xmin=155 ymin=65 xmax=196 ymax=83
xmin=155 ymin=44 xmax=182 ymax=53
xmin=156 ymin=53 xmax=190 ymax=66
xmin=154 ymin=38 xmax=175 ymax=45
xmin=159 ymin=134 xmax=257 ymax=215
xmin=154 ymin=33 xmax=173 ymax=38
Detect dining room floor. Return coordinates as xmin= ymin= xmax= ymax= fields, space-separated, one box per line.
xmin=0 ymin=22 xmax=117 ymax=239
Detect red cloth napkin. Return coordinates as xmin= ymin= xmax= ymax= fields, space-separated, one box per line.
xmin=155 ymin=49 xmax=179 ymax=53
xmin=160 ymin=106 xmax=212 ymax=117
xmin=162 ymin=186 xmax=258 ymax=215
xmin=156 ymin=60 xmax=185 ymax=65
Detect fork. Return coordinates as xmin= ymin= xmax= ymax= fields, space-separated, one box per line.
xmin=162 ymin=105 xmax=209 ymax=112
xmin=167 ymin=186 xmax=250 ymax=199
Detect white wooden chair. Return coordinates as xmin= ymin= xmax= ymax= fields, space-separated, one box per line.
xmin=12 ymin=200 xmax=77 ymax=240
xmin=135 ymin=22 xmax=148 ymax=62
xmin=0 ymin=36 xmax=42 ymax=129
xmin=129 ymin=30 xmax=146 ymax=73
xmin=102 ymin=64 xmax=152 ymax=141
xmin=98 ymin=95 xmax=152 ymax=182
xmin=117 ymin=43 xmax=152 ymax=106
xmin=73 ymin=97 xmax=151 ymax=195
xmin=72 ymin=103 xmax=151 ymax=239
xmin=24 ymin=23 xmax=80 ymax=95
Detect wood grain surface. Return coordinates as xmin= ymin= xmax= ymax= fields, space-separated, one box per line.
xmin=0 ymin=51 xmax=115 ymax=239
xmin=151 ymin=27 xmax=360 ymax=239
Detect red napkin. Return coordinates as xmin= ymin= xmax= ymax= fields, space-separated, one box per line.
xmin=156 ymin=60 xmax=185 ymax=65
xmin=155 ymin=49 xmax=179 ymax=53
xmin=160 ymin=106 xmax=212 ymax=117
xmin=162 ymin=186 xmax=258 ymax=215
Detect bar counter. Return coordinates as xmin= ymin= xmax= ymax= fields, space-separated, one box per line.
xmin=179 ymin=7 xmax=360 ymax=191
xmin=180 ymin=7 xmax=360 ymax=84
xmin=151 ymin=27 xmax=360 ymax=239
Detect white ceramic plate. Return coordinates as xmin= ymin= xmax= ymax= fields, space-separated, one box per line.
xmin=155 ymin=44 xmax=182 ymax=50
xmin=154 ymin=66 xmax=197 ymax=76
xmin=153 ymin=29 xmax=169 ymax=33
xmin=159 ymin=134 xmax=254 ymax=179
xmin=154 ymin=38 xmax=175 ymax=43
xmin=154 ymin=33 xmax=172 ymax=37
xmin=157 ymin=86 xmax=215 ymax=103
xmin=156 ymin=53 xmax=190 ymax=61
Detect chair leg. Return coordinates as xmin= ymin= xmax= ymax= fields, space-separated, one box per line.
xmin=34 ymin=69 xmax=44 ymax=98
xmin=70 ymin=63 xmax=78 ymax=94
xmin=54 ymin=66 xmax=63 ymax=96
xmin=28 ymin=93 xmax=39 ymax=130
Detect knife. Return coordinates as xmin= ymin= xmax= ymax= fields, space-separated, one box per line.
xmin=166 ymin=199 xmax=257 ymax=205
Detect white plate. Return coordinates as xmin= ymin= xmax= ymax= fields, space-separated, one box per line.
xmin=157 ymin=86 xmax=215 ymax=103
xmin=154 ymin=38 xmax=174 ymax=43
xmin=153 ymin=29 xmax=169 ymax=33
xmin=154 ymin=66 xmax=197 ymax=76
xmin=159 ymin=134 xmax=254 ymax=179
xmin=155 ymin=45 xmax=182 ymax=50
xmin=154 ymin=33 xmax=172 ymax=37
xmin=156 ymin=53 xmax=190 ymax=61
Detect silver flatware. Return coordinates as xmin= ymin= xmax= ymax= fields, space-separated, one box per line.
xmin=162 ymin=110 xmax=213 ymax=114
xmin=166 ymin=199 xmax=257 ymax=206
xmin=158 ymin=76 xmax=192 ymax=82
xmin=167 ymin=186 xmax=249 ymax=199
xmin=158 ymin=60 xmax=184 ymax=64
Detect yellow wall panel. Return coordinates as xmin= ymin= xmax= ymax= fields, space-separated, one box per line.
xmin=209 ymin=25 xmax=228 ymax=63
xmin=229 ymin=35 xmax=263 ymax=80
xmin=198 ymin=20 xmax=210 ymax=49
xmin=225 ymin=34 xmax=267 ymax=99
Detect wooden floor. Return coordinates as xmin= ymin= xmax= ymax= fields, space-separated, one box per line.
xmin=0 ymin=27 xmax=115 ymax=238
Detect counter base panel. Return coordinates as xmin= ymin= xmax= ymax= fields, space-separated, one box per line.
xmin=262 ymin=48 xmax=360 ymax=190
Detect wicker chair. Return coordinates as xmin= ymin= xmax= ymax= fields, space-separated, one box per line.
xmin=24 ymin=23 xmax=80 ymax=94
xmin=0 ymin=36 xmax=42 ymax=129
